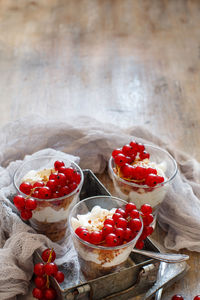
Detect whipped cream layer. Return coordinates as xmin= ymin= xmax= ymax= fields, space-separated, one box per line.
xmin=22 ymin=168 xmax=54 ymax=183
xmin=72 ymin=206 xmax=136 ymax=268
xmin=72 ymin=205 xmax=116 ymax=232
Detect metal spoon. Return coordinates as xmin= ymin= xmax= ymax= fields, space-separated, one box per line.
xmin=132 ymin=248 xmax=189 ymax=263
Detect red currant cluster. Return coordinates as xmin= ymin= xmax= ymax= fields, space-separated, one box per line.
xmin=172 ymin=295 xmax=200 ymax=300
xmin=112 ymin=141 xmax=164 ymax=187
xmin=75 ymin=203 xmax=154 ymax=249
xmin=33 ymin=248 xmax=64 ymax=300
xmin=13 ymin=160 xmax=81 ymax=220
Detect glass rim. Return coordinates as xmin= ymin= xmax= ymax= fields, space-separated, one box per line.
xmin=109 ymin=143 xmax=178 ymax=188
xmin=13 ymin=155 xmax=84 ymax=202
xmin=69 ymin=195 xmax=143 ymax=250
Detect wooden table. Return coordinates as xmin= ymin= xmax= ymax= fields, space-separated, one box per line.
xmin=1 ymin=1 xmax=200 ymax=299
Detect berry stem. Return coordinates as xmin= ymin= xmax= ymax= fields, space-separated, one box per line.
xmin=47 ymin=248 xmax=54 ymax=263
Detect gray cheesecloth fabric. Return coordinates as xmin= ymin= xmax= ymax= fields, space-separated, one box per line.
xmin=0 ymin=115 xmax=199 ymax=299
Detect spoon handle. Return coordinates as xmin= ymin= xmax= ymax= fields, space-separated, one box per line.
xmin=132 ymin=248 xmax=189 ymax=263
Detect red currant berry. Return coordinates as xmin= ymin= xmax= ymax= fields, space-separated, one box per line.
xmin=125 ymin=156 xmax=133 ymax=164
xmin=44 ymin=263 xmax=58 ymax=276
xmin=141 ymin=204 xmax=152 ymax=215
xmin=38 ymin=187 xmax=51 ymax=199
xmin=56 ymin=173 xmax=66 ymax=186
xmin=134 ymin=166 xmax=147 ymax=180
xmin=145 ymin=174 xmax=158 ymax=187
xmin=171 ymin=295 xmax=184 ymax=300
xmin=33 ymin=181 xmax=45 ymax=190
xmin=125 ymin=203 xmax=137 ymax=213
xmin=79 ymin=229 xmax=91 ymax=242
xmin=122 ymin=144 xmax=134 ymax=156
xmin=137 ymin=143 xmax=145 ymax=152
xmin=32 ymin=287 xmax=43 ymax=299
xmin=116 ymin=217 xmax=127 ymax=229
xmin=52 ymin=191 xmax=60 ymax=198
xmin=194 ymin=296 xmax=200 ymax=300
xmin=147 ymin=168 xmax=157 ymax=175
xmin=90 ymin=231 xmax=103 ymax=244
xmin=46 ymin=180 xmax=57 ymax=192
xmin=21 ymin=209 xmax=32 ymax=220
xmin=63 ymin=167 xmax=75 ymax=180
xmin=60 ymin=186 xmax=70 ymax=196
xmin=68 ymin=182 xmax=77 ymax=192
xmin=54 ymin=271 xmax=65 ymax=283
xmin=44 ymin=287 xmax=57 ymax=300
xmin=25 ymin=198 xmax=37 ymax=210
xmin=143 ymin=214 xmax=154 ymax=226
xmin=34 ymin=276 xmax=46 ymax=289
xmin=32 ymin=190 xmax=39 ymax=198
xmin=42 ymin=248 xmax=56 ymax=262
xmin=112 ymin=212 xmax=121 ymax=222
xmin=139 ymin=151 xmax=150 ymax=160
xmin=73 ymin=172 xmax=81 ymax=184
xmin=75 ymin=226 xmax=87 ymax=237
xmin=102 ymin=224 xmax=114 ymax=237
xmin=19 ymin=182 xmax=32 ymax=195
xmin=104 ymin=218 xmax=115 ymax=226
xmin=135 ymin=239 xmax=144 ymax=249
xmin=116 ymin=208 xmax=126 ymax=218
xmin=34 ymin=263 xmax=45 ymax=276
xmin=54 ymin=160 xmax=65 ymax=170
xmin=121 ymin=164 xmax=134 ymax=178
xmin=105 ymin=233 xmax=119 ymax=246
xmin=129 ymin=218 xmax=142 ymax=232
xmin=141 ymin=226 xmax=154 ymax=239
xmin=115 ymin=227 xmax=125 ymax=240
xmin=129 ymin=141 xmax=139 ymax=152
xmin=112 ymin=148 xmax=122 ymax=158
xmin=49 ymin=173 xmax=57 ymax=181
xmin=114 ymin=153 xmax=127 ymax=167
xmin=124 ymin=228 xmax=132 ymax=241
xmin=130 ymin=209 xmax=140 ymax=219
xmin=156 ymin=175 xmax=165 ymax=183
xmin=13 ymin=195 xmax=25 ymax=210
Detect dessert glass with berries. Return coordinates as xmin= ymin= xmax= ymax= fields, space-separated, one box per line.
xmin=68 ymin=196 xmax=153 ymax=280
xmin=109 ymin=142 xmax=177 ymax=215
xmin=13 ymin=156 xmax=83 ymax=242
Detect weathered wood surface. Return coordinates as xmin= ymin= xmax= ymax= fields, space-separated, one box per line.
xmin=0 ymin=0 xmax=200 ymax=299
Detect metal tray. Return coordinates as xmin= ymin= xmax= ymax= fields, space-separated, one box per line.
xmin=35 ymin=170 xmax=188 ymax=300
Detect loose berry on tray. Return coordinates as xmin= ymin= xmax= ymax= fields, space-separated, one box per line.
xmin=34 ymin=276 xmax=47 ymax=289
xmin=194 ymin=296 xmax=200 ymax=300
xmin=171 ymin=295 xmax=184 ymax=300
xmin=42 ymin=249 xmax=56 ymax=263
xmin=44 ymin=263 xmax=58 ymax=276
xmin=32 ymin=287 xmax=44 ymax=299
xmin=34 ymin=263 xmax=45 ymax=276
xmin=54 ymin=271 xmax=65 ymax=283
xmin=33 ymin=248 xmax=64 ymax=299
xmin=44 ymin=287 xmax=57 ymax=300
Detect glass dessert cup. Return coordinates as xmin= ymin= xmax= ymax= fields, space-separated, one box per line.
xmin=69 ymin=196 xmax=143 ymax=280
xmin=109 ymin=144 xmax=177 ymax=218
xmin=13 ymin=156 xmax=84 ymax=243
